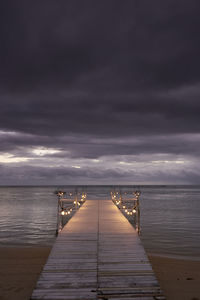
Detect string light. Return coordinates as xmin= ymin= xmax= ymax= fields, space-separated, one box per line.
xmin=57 ymin=190 xmax=87 ymax=234
xmin=111 ymin=190 xmax=141 ymax=222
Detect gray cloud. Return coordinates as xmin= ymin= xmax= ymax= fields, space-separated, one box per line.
xmin=1 ymin=1 xmax=200 ymax=184
xmin=0 ymin=161 xmax=199 ymax=185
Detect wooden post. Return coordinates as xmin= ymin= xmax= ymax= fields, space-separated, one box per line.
xmin=56 ymin=195 xmax=59 ymax=235
xmin=56 ymin=194 xmax=62 ymax=235
xmin=119 ymin=189 xmax=122 ymax=209
xmin=138 ymin=209 xmax=141 ymax=234
xmin=61 ymin=198 xmax=64 ymax=228
xmin=136 ymin=193 xmax=141 ymax=235
xmin=75 ymin=189 xmax=78 ymax=210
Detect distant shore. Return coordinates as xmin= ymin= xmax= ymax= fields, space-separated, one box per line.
xmin=0 ymin=247 xmax=200 ymax=300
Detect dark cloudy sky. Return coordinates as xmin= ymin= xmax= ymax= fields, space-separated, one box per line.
xmin=1 ymin=0 xmax=200 ymax=185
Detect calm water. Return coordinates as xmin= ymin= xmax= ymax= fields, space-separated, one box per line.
xmin=0 ymin=185 xmax=200 ymax=259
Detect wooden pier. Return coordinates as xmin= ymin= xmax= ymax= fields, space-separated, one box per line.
xmin=31 ymin=200 xmax=165 ymax=300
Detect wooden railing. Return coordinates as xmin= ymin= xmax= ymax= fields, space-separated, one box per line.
xmin=111 ymin=190 xmax=141 ymax=234
xmin=55 ymin=190 xmax=87 ymax=234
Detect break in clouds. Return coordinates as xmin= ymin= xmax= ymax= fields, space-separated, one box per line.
xmin=1 ymin=0 xmax=200 ymax=184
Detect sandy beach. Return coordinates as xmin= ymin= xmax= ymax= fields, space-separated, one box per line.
xmin=0 ymin=247 xmax=200 ymax=300
xmin=148 ymin=255 xmax=200 ymax=300
xmin=0 ymin=247 xmax=51 ymax=300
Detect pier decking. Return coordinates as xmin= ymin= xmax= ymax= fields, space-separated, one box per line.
xmin=31 ymin=200 xmax=165 ymax=300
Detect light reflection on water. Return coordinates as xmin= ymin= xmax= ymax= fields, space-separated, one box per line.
xmin=0 ymin=185 xmax=200 ymax=259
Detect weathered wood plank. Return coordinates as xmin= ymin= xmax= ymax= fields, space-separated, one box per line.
xmin=31 ymin=200 xmax=165 ymax=300
xmin=96 ymin=200 xmax=165 ymax=300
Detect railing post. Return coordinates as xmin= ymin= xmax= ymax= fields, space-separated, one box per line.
xmin=119 ymin=189 xmax=122 ymax=209
xmin=137 ymin=199 xmax=140 ymax=234
xmin=135 ymin=191 xmax=141 ymax=235
xmin=75 ymin=189 xmax=78 ymax=210
xmin=56 ymin=192 xmax=62 ymax=235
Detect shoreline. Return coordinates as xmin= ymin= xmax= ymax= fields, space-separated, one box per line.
xmin=0 ymin=247 xmax=200 ymax=300
xmin=147 ymin=251 xmax=200 ymax=261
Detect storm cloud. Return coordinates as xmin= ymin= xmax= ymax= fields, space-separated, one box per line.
xmin=1 ymin=0 xmax=200 ymax=184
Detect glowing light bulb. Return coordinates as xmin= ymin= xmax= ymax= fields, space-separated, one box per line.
xmin=122 ymin=206 xmax=125 ymax=209
xmin=133 ymin=209 xmax=136 ymax=213
xmin=61 ymin=211 xmax=65 ymax=215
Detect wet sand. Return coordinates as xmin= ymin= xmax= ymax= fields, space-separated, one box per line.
xmin=148 ymin=255 xmax=200 ymax=300
xmin=0 ymin=247 xmax=51 ymax=300
xmin=0 ymin=247 xmax=200 ymax=300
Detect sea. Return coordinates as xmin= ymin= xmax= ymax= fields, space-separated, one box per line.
xmin=0 ymin=185 xmax=200 ymax=260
